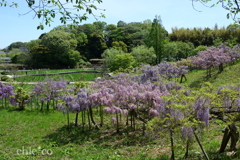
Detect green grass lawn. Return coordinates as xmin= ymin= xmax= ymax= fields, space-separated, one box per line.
xmin=14 ymin=72 xmax=102 ymax=82
xmin=181 ymin=60 xmax=240 ymax=91
xmin=1 ymin=106 xmax=238 ymax=160
xmin=0 ymin=108 xmax=165 ymax=160
xmin=15 ymin=68 xmax=95 ymax=75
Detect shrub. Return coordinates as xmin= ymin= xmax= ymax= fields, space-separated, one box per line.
xmin=1 ymin=76 xmax=10 ymax=81
xmin=109 ymin=53 xmax=137 ymax=72
xmin=1 ymin=71 xmax=10 ymax=75
xmin=101 ymin=48 xmax=125 ymax=70
xmin=131 ymin=45 xmax=156 ymax=65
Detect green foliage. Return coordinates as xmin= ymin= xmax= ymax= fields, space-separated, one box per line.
xmin=29 ymin=44 xmax=51 ymax=68
xmin=109 ymin=53 xmax=137 ymax=72
xmin=0 ymin=0 xmax=104 ymax=29
xmin=29 ymin=30 xmax=80 ymax=69
xmin=193 ymin=45 xmax=206 ymax=56
xmin=15 ymin=87 xmax=30 ymax=110
xmin=41 ymin=30 xmax=77 ymax=53
xmin=213 ymin=37 xmax=223 ymax=47
xmin=11 ymin=53 xmax=28 ymax=64
xmin=68 ymin=50 xmax=82 ymax=68
xmin=93 ymin=21 xmax=107 ymax=32
xmin=83 ymin=33 xmax=108 ymax=60
xmin=169 ymin=26 xmax=240 ymax=47
xmin=7 ymin=42 xmax=25 ymax=51
xmin=78 ymin=59 xmax=92 ymax=68
xmin=111 ymin=41 xmax=128 ymax=52
xmin=163 ymin=42 xmax=178 ymax=61
xmin=1 ymin=71 xmax=10 ymax=75
xmin=226 ymin=35 xmax=238 ymax=48
xmin=131 ymin=45 xmax=156 ymax=65
xmin=24 ymin=39 xmax=41 ymax=51
xmin=8 ymin=48 xmax=24 ymax=58
xmin=227 ymin=23 xmax=240 ymax=31
xmin=1 ymin=75 xmax=9 ymax=81
xmin=73 ymin=81 xmax=89 ymax=94
xmin=174 ymin=41 xmax=194 ymax=60
xmin=147 ymin=15 xmax=167 ymax=64
xmin=76 ymin=32 xmax=88 ymax=44
xmin=101 ymin=48 xmax=125 ymax=70
xmin=105 ymin=21 xmax=151 ymax=51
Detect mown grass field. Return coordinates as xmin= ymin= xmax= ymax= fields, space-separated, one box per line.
xmin=1 ymin=62 xmax=240 ymax=160
xmin=14 ymin=72 xmax=102 ymax=82
xmin=16 ymin=68 xmax=94 ymax=75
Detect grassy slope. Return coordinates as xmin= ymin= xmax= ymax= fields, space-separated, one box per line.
xmin=182 ymin=60 xmax=240 ymax=90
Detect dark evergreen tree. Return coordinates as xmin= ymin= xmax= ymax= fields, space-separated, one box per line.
xmin=147 ymin=15 xmax=167 ymax=64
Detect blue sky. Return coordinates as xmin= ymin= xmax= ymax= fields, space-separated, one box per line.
xmin=0 ymin=0 xmax=233 ymax=49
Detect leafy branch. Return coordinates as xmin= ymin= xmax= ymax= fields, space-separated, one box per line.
xmin=0 ymin=0 xmax=105 ymax=29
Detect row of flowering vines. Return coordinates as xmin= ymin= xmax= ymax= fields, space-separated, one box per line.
xmin=1 ymin=61 xmax=240 ymax=159
xmin=189 ymin=44 xmax=240 ymax=77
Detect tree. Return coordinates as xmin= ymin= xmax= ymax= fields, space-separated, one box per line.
xmin=93 ymin=21 xmax=107 ymax=32
xmin=106 ymin=22 xmax=151 ymax=51
xmin=0 ymin=0 xmax=104 ymax=29
xmin=163 ymin=42 xmax=178 ymax=61
xmin=117 ymin=20 xmax=127 ymax=27
xmin=75 ymin=24 xmax=107 ymax=60
xmin=193 ymin=45 xmax=206 ymax=56
xmin=175 ymin=41 xmax=194 ymax=61
xmin=84 ymin=33 xmax=107 ymax=60
xmin=109 ymin=53 xmax=136 ymax=72
xmin=191 ymin=46 xmax=232 ymax=77
xmin=101 ymin=48 xmax=125 ymax=70
xmin=111 ymin=41 xmax=128 ymax=53
xmin=227 ymin=23 xmax=240 ymax=31
xmin=41 ymin=30 xmax=77 ymax=53
xmin=68 ymin=50 xmax=82 ymax=68
xmin=25 ymin=39 xmax=42 ymax=50
xmin=11 ymin=53 xmax=28 ymax=64
xmin=29 ymin=30 xmax=80 ymax=68
xmin=29 ymin=44 xmax=51 ymax=68
xmin=147 ymin=15 xmax=167 ymax=64
xmin=131 ymin=45 xmax=156 ymax=65
xmin=7 ymin=48 xmax=24 ymax=58
xmin=7 ymin=42 xmax=25 ymax=51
